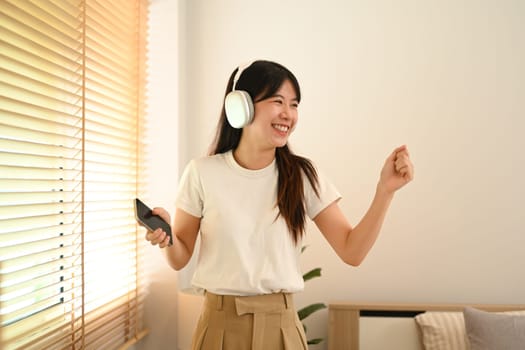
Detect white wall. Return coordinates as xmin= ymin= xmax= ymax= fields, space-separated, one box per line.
xmin=136 ymin=0 xmax=181 ymax=349
xmin=143 ymin=0 xmax=525 ymax=349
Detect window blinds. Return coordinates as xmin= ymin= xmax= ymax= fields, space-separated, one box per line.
xmin=0 ymin=1 xmax=149 ymax=349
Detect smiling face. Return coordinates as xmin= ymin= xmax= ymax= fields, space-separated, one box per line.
xmin=242 ymin=79 xmax=299 ymax=150
xmin=212 ymin=61 xmax=302 ymax=162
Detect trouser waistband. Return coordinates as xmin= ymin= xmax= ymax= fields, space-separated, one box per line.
xmin=204 ymin=291 xmax=294 ymax=315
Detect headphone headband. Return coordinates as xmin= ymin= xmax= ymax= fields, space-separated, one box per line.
xmin=232 ymin=60 xmax=255 ymax=91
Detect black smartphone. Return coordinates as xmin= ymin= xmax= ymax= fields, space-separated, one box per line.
xmin=134 ymin=198 xmax=173 ymax=246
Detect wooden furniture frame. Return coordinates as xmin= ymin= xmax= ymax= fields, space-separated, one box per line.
xmin=328 ymin=302 xmax=525 ymax=350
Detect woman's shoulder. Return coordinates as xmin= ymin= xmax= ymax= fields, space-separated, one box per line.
xmin=188 ymin=151 xmax=231 ymax=170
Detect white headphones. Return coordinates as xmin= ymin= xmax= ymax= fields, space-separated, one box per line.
xmin=224 ymin=61 xmax=255 ymax=128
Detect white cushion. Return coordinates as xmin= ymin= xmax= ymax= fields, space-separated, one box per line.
xmin=415 ymin=311 xmax=468 ymax=350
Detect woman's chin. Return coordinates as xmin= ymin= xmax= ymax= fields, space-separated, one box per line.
xmin=272 ymin=135 xmax=290 ymax=148
xmin=273 ymin=140 xmax=288 ymax=149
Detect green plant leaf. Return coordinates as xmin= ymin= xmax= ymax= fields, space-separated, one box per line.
xmin=298 ymin=303 xmax=326 ymax=321
xmin=302 ymin=267 xmax=321 ymax=282
xmin=307 ymin=338 xmax=324 ymax=345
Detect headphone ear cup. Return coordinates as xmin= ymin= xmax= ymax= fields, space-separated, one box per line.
xmin=224 ymin=90 xmax=254 ymax=128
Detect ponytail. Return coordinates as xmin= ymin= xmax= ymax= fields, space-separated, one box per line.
xmin=275 ymin=145 xmax=319 ymax=244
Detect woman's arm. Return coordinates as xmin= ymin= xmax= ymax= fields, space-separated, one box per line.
xmin=314 ymin=145 xmax=414 ymax=266
xmin=146 ymin=207 xmax=201 ymax=271
xmin=314 ymin=190 xmax=393 ymax=266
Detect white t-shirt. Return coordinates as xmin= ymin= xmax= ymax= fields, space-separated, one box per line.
xmin=175 ymin=150 xmax=341 ymax=296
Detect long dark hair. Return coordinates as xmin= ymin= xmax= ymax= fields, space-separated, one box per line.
xmin=209 ymin=60 xmax=320 ymax=244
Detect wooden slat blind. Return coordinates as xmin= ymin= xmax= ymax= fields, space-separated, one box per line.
xmin=0 ymin=0 xmax=149 ymax=349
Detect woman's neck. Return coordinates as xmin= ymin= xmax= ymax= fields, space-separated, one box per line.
xmin=232 ymin=144 xmax=275 ymax=170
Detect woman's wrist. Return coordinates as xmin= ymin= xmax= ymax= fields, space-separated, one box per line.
xmin=375 ymin=182 xmax=396 ymax=199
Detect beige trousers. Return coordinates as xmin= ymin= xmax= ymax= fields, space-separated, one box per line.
xmin=191 ymin=292 xmax=308 ymax=350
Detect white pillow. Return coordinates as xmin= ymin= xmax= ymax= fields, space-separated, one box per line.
xmin=415 ymin=309 xmax=525 ymax=350
xmin=414 ymin=311 xmax=468 ymax=350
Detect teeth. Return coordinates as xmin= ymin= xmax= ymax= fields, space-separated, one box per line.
xmin=273 ymin=124 xmax=289 ymax=132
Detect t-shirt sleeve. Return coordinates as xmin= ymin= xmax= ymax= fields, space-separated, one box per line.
xmin=175 ymin=160 xmax=203 ymax=218
xmin=304 ymin=166 xmax=342 ymax=219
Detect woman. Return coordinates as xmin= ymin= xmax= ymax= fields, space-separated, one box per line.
xmin=145 ymin=60 xmax=414 ymax=349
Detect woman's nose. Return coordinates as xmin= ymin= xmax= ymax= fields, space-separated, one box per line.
xmin=280 ymin=104 xmax=292 ymax=119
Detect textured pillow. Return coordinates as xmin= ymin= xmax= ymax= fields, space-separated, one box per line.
xmin=463 ymin=307 xmax=525 ymax=350
xmin=414 ymin=311 xmax=468 ymax=350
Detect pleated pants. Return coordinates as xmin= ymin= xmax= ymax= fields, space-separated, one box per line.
xmin=191 ymin=292 xmax=309 ymax=350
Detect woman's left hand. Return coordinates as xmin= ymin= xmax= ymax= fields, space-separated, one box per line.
xmin=378 ymin=145 xmax=414 ymax=194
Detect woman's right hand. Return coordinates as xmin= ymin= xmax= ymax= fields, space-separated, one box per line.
xmin=144 ymin=207 xmax=172 ymax=248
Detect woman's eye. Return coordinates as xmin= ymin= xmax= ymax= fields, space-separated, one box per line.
xmin=273 ymin=99 xmax=283 ymax=104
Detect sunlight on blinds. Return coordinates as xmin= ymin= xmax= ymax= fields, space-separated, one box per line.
xmin=0 ymin=0 xmax=149 ymax=349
